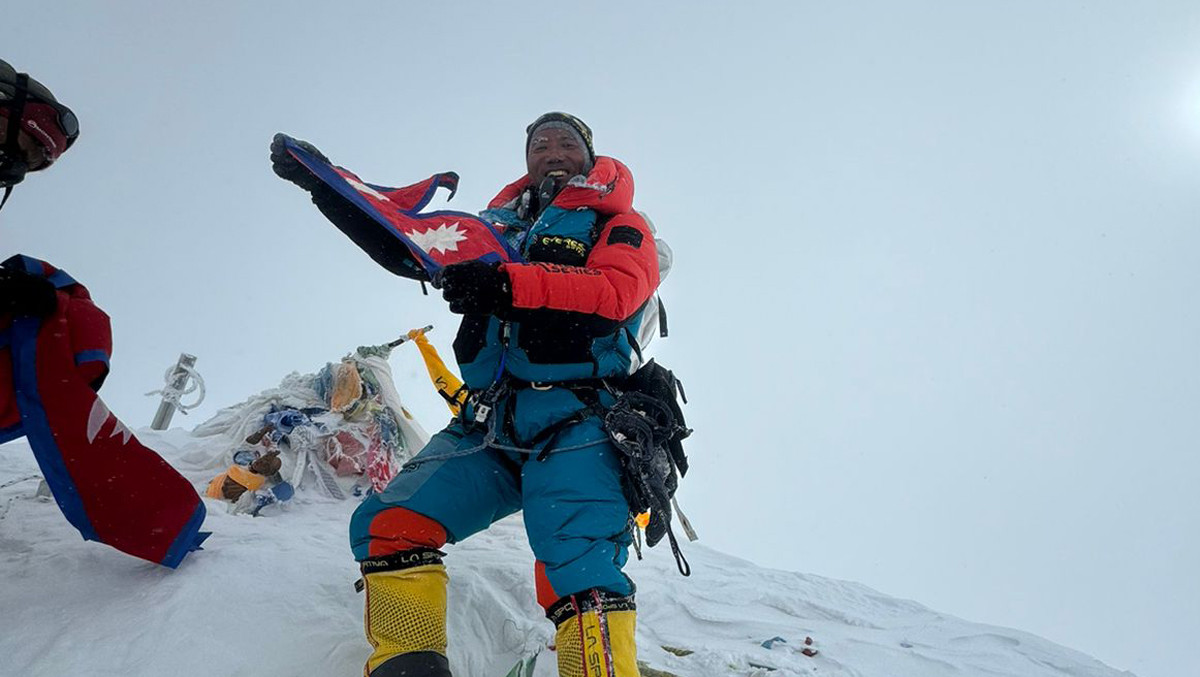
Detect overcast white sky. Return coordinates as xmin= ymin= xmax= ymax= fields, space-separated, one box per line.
xmin=4 ymin=2 xmax=1198 ymax=676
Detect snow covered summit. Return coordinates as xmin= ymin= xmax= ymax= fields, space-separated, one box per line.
xmin=0 ymin=427 xmax=1132 ymax=677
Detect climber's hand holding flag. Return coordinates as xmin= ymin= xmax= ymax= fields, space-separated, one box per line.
xmin=435 ymin=261 xmax=512 ymax=315
xmin=0 ymin=266 xmax=57 ymax=316
xmin=270 ymin=133 xmax=523 ymax=281
xmin=270 ymin=134 xmax=327 ymax=192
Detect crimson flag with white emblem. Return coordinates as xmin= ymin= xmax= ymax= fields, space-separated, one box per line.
xmin=280 ymin=135 xmax=524 ymax=275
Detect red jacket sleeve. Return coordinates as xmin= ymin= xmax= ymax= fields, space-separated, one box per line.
xmin=505 ymin=212 xmax=659 ymax=322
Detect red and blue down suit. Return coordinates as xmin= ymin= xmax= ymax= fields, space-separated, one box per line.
xmin=349 ymin=156 xmax=657 ymax=674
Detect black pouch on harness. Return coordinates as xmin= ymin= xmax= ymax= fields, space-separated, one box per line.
xmin=604 ymin=359 xmax=693 ymax=573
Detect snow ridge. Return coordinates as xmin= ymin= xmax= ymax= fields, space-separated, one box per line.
xmin=0 ymin=430 xmax=1133 ymax=677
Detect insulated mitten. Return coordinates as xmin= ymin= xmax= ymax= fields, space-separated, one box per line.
xmin=0 ymin=266 xmax=57 ymax=317
xmin=269 ymin=133 xmax=328 ymax=192
xmin=438 ymin=261 xmax=511 ymax=315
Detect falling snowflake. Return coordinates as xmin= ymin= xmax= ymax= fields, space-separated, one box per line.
xmin=406 ymin=222 xmax=468 ymax=255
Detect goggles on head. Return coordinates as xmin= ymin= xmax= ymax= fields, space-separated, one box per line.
xmin=0 ymin=71 xmax=78 ymax=209
xmin=0 ymin=71 xmax=79 ymax=179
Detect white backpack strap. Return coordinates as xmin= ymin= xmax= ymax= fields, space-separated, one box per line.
xmin=632 ymin=211 xmax=672 ymax=352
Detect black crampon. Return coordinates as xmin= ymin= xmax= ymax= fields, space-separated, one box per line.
xmin=605 ymin=360 xmax=692 ymax=575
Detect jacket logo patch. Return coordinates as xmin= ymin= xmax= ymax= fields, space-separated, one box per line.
xmin=541 ymin=236 xmax=587 ymax=256
xmin=606 ymin=225 xmax=643 ymax=248
xmin=528 ymin=235 xmax=591 ymax=266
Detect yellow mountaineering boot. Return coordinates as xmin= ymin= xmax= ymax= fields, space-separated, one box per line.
xmin=360 ymin=552 xmax=451 ymax=677
xmin=550 ymin=590 xmax=639 ymax=677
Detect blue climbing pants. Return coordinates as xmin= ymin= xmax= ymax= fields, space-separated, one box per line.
xmin=350 ymin=420 xmax=634 ymax=608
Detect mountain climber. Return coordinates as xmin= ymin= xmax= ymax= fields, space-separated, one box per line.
xmin=274 ymin=112 xmax=657 ymax=677
xmin=0 ymin=59 xmax=78 ymax=318
xmin=0 ymin=58 xmax=208 ymax=567
xmin=1 ymin=57 xmax=91 ymax=429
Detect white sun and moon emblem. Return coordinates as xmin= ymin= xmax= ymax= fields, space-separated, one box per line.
xmin=406 ymin=222 xmax=468 ymax=255
xmin=346 ymin=176 xmax=467 ymax=256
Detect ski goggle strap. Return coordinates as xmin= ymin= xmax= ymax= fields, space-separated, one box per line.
xmin=0 ymin=74 xmax=29 ymax=211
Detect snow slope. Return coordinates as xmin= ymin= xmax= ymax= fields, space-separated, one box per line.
xmin=0 ymin=429 xmax=1132 ymax=677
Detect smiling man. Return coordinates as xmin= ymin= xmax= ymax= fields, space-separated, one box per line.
xmin=523 ymin=113 xmax=596 ymax=208
xmin=347 ymin=112 xmax=660 ymax=677
xmin=272 ymin=110 xmax=667 ymax=677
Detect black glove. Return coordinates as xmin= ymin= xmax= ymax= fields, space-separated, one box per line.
xmin=0 ymin=267 xmax=57 ymax=317
xmin=437 ymin=261 xmax=511 ymax=315
xmin=270 ymin=133 xmax=329 ymax=192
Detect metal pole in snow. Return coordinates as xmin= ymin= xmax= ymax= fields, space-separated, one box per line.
xmin=150 ymin=353 xmax=197 ymax=430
